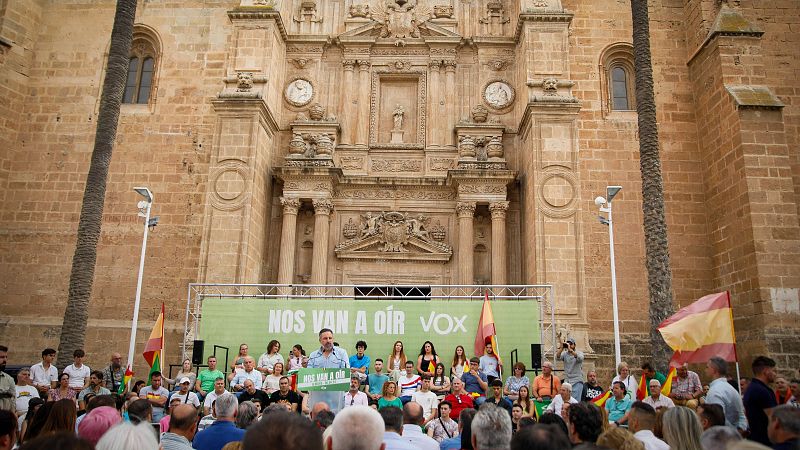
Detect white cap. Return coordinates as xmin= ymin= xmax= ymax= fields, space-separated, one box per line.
xmin=179 ymin=377 xmax=191 ymax=384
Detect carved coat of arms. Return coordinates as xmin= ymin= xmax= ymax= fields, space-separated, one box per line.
xmin=372 ymin=0 xmax=432 ymax=45
xmin=335 ymin=211 xmax=452 ymax=261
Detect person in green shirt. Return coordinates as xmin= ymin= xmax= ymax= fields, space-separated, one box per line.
xmin=195 ymin=356 xmax=224 ymax=400
xmin=378 ymin=381 xmax=403 ymax=410
xmin=641 ymin=362 xmax=666 ymax=397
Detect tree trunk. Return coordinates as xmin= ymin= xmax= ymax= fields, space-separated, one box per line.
xmin=630 ymin=0 xmax=675 ymax=370
xmin=57 ymin=0 xmax=138 ymax=369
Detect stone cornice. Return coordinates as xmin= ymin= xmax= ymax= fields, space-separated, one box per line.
xmin=227 ymin=7 xmax=288 ymax=42
xmin=514 ymin=12 xmax=574 ymax=43
xmin=210 ymin=97 xmax=279 ymax=136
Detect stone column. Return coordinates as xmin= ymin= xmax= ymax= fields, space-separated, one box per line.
xmin=489 ymin=201 xmax=509 ymax=285
xmin=443 ymin=60 xmax=457 ymax=146
xmin=456 ymin=201 xmax=476 ymax=285
xmin=340 ymin=60 xmax=356 ymax=145
xmin=310 ymin=199 xmax=333 ymax=285
xmin=277 ymin=197 xmax=301 ymax=285
xmin=429 ymin=61 xmax=442 ymax=145
xmin=356 ymin=60 xmax=371 ymax=146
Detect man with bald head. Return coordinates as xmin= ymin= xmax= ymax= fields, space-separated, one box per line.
xmin=231 ymin=356 xmax=262 ymax=392
xmin=402 ymin=402 xmax=439 ymax=450
xmin=161 ymin=403 xmax=198 ymax=450
xmin=101 ymin=352 xmax=124 ymax=393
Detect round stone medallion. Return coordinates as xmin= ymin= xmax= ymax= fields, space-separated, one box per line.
xmin=541 ymin=174 xmax=574 ymax=208
xmin=214 ymin=169 xmax=246 ymax=201
xmin=483 ymin=80 xmax=515 ymax=110
xmin=284 ymin=78 xmax=314 ymax=107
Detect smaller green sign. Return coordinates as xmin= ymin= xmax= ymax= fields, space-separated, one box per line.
xmin=296 ymin=368 xmax=351 ymax=391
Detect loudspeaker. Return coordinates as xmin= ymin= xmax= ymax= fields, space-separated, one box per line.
xmin=531 ymin=344 xmax=542 ymax=369
xmin=192 ymin=340 xmax=205 ymax=366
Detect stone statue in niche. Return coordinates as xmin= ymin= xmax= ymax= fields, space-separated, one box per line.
xmin=392 ymin=104 xmax=405 ymax=130
xmin=361 ymin=212 xmax=380 ymax=238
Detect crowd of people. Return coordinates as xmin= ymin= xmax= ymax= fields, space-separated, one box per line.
xmin=0 ymin=331 xmax=799 ymax=450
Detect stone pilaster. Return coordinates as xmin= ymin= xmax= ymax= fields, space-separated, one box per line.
xmin=310 ymin=198 xmax=333 ymax=285
xmin=456 ymin=201 xmax=476 ymax=285
xmin=428 ymin=61 xmax=442 ymax=145
xmin=490 ymin=201 xmax=509 ymax=285
xmin=340 ymin=60 xmax=356 ymax=145
xmin=277 ymin=197 xmax=301 ymax=285
xmin=356 ymin=60 xmax=371 ymax=146
xmin=443 ymin=60 xmax=457 ymax=146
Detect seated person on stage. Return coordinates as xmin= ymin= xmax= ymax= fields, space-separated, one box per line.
xmin=398 ymin=361 xmax=421 ymax=404
xmin=169 ymin=377 xmax=201 ymax=409
xmin=257 ymin=339 xmax=284 ymax=376
xmin=533 ymin=361 xmax=561 ymax=401
xmin=238 ymin=379 xmax=269 ymax=406
xmin=349 ymin=340 xmax=371 ymax=384
xmin=377 ymin=381 xmax=403 ymax=410
xmin=641 ymin=362 xmax=666 ymax=388
xmin=642 ymin=379 xmax=674 ymax=410
xmin=410 ymin=375 xmax=439 ymax=424
xmin=269 ymin=376 xmax=301 ymax=412
xmin=606 ymin=381 xmax=633 ymax=427
xmin=444 ymin=377 xmax=474 ymax=420
xmin=195 ymin=356 xmax=224 ymax=401
xmin=231 ymin=356 xmax=262 ymax=392
xmin=479 ymin=342 xmax=502 ymax=385
xmin=78 ymin=371 xmax=111 ymax=411
xmin=581 ymin=370 xmax=606 ymax=403
xmin=462 ymin=357 xmax=489 ymax=406
xmin=343 ymin=375 xmax=369 ymax=408
xmin=367 ymin=358 xmax=389 ymax=405
xmin=203 ymin=377 xmax=228 ymax=416
xmin=545 ymin=382 xmax=578 ymax=418
xmin=486 ymin=379 xmax=513 ymax=415
xmin=668 ymin=363 xmax=702 ymax=410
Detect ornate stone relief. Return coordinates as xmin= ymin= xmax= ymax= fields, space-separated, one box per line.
xmin=287 ymin=132 xmax=335 ymax=158
xmin=527 ymin=78 xmax=579 ymax=103
xmin=483 ymin=79 xmax=515 ymax=110
xmin=369 ymin=68 xmax=427 ymax=149
xmin=371 ymin=0 xmax=432 ymax=46
xmin=486 ymin=60 xmax=510 ymax=71
xmin=293 ymin=1 xmax=323 ymax=24
xmin=335 ymin=211 xmax=452 ymax=261
xmin=219 ymin=71 xmax=268 ymax=99
xmin=284 ymin=77 xmax=314 ymax=107
xmin=290 ymin=58 xmax=311 ymax=69
xmin=371 ymin=159 xmax=423 ymax=172
xmin=458 ymin=184 xmax=506 ymax=195
xmin=334 ymin=188 xmax=455 ymax=200
xmin=479 ymin=1 xmax=510 ymax=25
xmin=432 ymin=5 xmax=454 ymax=18
xmin=429 ymin=158 xmax=456 ymax=171
xmin=339 ymin=156 xmax=364 ymax=170
xmin=349 ymin=3 xmax=370 ymax=18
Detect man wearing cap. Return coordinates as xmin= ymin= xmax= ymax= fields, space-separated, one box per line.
xmin=462 ymin=357 xmax=489 ymax=406
xmin=169 ymin=377 xmax=200 ymax=409
xmin=558 ymin=337 xmax=584 ymax=401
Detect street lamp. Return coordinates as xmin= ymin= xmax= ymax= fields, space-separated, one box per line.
xmin=596 ymin=185 xmax=622 ymax=368
xmin=125 ymin=187 xmax=155 ymax=389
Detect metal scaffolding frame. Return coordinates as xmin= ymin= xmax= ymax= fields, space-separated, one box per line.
xmin=183 ymin=284 xmax=556 ymax=366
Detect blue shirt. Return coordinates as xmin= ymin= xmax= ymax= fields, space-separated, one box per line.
xmin=367 ymin=373 xmax=389 ymax=395
xmin=350 ymin=354 xmax=371 ymax=374
xmin=706 ymin=377 xmax=747 ymax=430
xmin=308 ymin=346 xmax=350 ymax=369
xmin=462 ymin=371 xmax=488 ymax=395
xmin=440 ymin=435 xmax=461 ymax=450
xmin=605 ymin=396 xmax=632 ymax=422
xmin=384 ymin=431 xmax=420 ymax=450
xmin=192 ymin=420 xmax=245 ymax=450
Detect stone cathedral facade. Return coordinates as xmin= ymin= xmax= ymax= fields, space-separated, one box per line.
xmin=0 ymin=0 xmax=798 ymax=375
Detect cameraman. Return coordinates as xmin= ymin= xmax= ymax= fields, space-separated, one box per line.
xmin=558 ymin=337 xmax=585 ymax=401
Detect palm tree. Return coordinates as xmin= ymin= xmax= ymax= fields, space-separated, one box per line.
xmin=56 ymin=0 xmax=138 ymax=368
xmin=630 ymin=0 xmax=675 ymax=370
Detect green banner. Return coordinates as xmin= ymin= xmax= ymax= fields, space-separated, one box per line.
xmin=198 ymin=297 xmax=539 ymax=375
xmin=295 ymin=368 xmax=351 ymax=391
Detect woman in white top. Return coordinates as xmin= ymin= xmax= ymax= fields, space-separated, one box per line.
xmin=450 ymin=345 xmax=467 ymax=380
xmin=257 ymin=340 xmax=284 ymax=375
xmin=545 ymin=382 xmax=579 ymax=417
xmin=263 ymin=361 xmax=285 ymax=395
xmin=610 ymin=361 xmax=637 ymax=401
xmin=387 ymin=340 xmax=407 ymax=381
xmin=288 ymin=344 xmax=307 ymax=371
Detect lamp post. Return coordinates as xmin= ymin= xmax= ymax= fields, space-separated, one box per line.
xmin=125 ymin=187 xmax=155 ymax=388
xmin=595 ymin=185 xmax=622 ymax=368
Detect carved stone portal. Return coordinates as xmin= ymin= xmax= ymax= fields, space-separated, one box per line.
xmin=335 ymin=211 xmax=452 ymax=261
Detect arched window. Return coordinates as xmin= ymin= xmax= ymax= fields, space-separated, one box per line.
xmin=599 ymin=43 xmax=636 ymax=114
xmin=123 ymin=25 xmax=161 ymax=105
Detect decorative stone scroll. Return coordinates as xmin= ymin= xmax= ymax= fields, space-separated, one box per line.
xmin=335 ymin=211 xmax=452 ymax=261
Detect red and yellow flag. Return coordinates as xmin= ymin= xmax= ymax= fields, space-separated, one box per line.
xmin=661 ymin=367 xmax=676 ymax=397
xmin=142 ymin=303 xmax=165 ymax=382
xmin=592 ymin=391 xmax=611 ymax=408
xmin=658 ymin=292 xmax=737 ymax=366
xmin=428 ymin=360 xmax=436 ymax=374
xmin=118 ymin=365 xmax=134 ymax=395
xmin=474 ymin=291 xmax=502 ymax=365
xmin=636 ymin=374 xmax=648 ymax=401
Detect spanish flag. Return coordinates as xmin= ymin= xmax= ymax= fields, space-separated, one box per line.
xmin=636 ymin=374 xmax=648 ymax=401
xmin=118 ymin=365 xmax=134 ymax=395
xmin=142 ymin=303 xmax=165 ymax=383
xmin=428 ymin=360 xmax=436 ymax=374
xmin=474 ymin=291 xmax=502 ymax=365
xmin=592 ymin=391 xmax=611 ymax=408
xmin=661 ymin=367 xmax=676 ymax=396
xmin=658 ymin=292 xmax=737 ymax=366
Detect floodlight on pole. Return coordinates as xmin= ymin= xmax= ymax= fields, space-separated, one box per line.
xmin=126 ymin=187 xmax=154 ymax=389
xmin=597 ymin=185 xmax=622 ymax=368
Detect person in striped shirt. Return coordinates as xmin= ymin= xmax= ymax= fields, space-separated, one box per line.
xmin=397 ymin=361 xmax=420 ymax=404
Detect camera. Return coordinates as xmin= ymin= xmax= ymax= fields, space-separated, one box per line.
xmin=563 ymin=343 xmax=569 ymax=349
